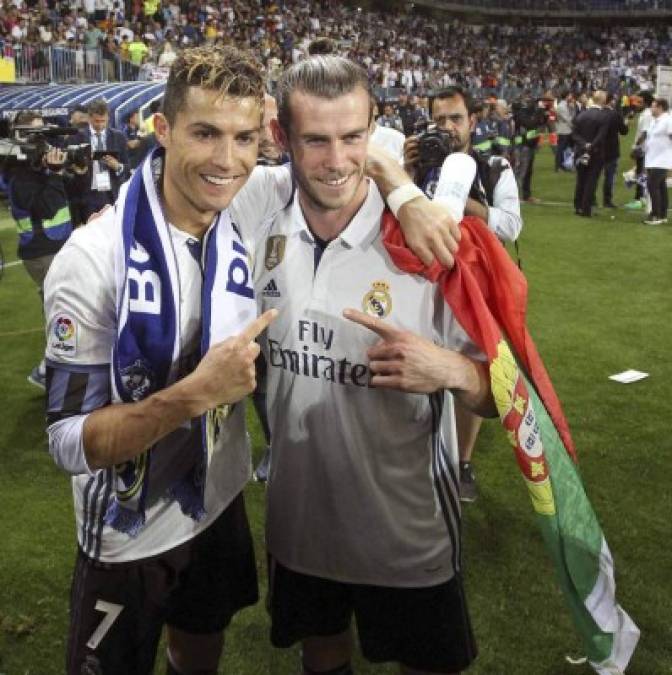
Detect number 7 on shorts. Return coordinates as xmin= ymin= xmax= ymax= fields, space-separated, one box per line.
xmin=86 ymin=600 xmax=124 ymax=649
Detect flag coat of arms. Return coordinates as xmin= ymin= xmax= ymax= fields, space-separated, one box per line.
xmin=382 ymin=212 xmax=639 ymax=675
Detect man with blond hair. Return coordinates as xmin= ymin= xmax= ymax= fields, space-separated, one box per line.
xmin=45 ymin=45 xmax=283 ymax=675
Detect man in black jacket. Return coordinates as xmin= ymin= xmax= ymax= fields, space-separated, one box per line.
xmin=572 ymin=91 xmax=609 ymax=217
xmin=601 ymin=92 xmax=629 ymax=208
xmin=70 ymin=98 xmax=130 ymax=222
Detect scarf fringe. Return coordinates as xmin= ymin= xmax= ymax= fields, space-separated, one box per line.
xmin=103 ymin=497 xmax=146 ymax=538
xmin=168 ymin=474 xmax=207 ymax=522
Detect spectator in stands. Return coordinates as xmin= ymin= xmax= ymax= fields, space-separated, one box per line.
xmin=3 ymin=0 xmax=672 ymax=106
xmin=128 ymin=34 xmax=149 ymax=64
xmin=138 ymin=52 xmax=154 ymax=80
xmin=101 ymin=34 xmax=117 ymax=81
xmin=70 ymin=97 xmax=129 ymax=221
xmin=143 ymin=0 xmax=161 ymax=22
xmin=83 ymin=19 xmax=103 ymax=50
xmin=119 ymin=33 xmax=130 ymax=62
xmin=157 ymin=39 xmax=177 ymax=67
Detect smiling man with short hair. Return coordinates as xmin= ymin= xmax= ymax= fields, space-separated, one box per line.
xmin=45 ymin=45 xmax=286 ymax=675
xmin=256 ymin=56 xmax=496 ymax=675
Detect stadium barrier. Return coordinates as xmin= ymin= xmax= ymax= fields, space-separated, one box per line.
xmin=0 ymin=40 xmax=141 ymax=84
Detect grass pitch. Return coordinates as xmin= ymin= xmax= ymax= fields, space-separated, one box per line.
xmin=0 ymin=139 xmax=671 ymax=674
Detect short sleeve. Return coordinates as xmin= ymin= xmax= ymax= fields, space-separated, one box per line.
xmin=44 ymin=213 xmax=117 ymax=366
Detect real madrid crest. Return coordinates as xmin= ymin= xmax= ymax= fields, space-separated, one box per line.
xmin=362 ymin=280 xmax=392 ymax=318
xmin=265 ymin=235 xmax=286 ymax=271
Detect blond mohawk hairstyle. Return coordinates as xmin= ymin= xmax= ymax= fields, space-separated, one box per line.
xmin=163 ymin=45 xmax=265 ymax=125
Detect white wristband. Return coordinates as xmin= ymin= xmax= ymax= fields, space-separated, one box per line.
xmin=386 ymin=183 xmax=424 ymax=218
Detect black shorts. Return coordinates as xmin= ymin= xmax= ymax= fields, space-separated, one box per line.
xmin=66 ymin=493 xmax=258 ymax=675
xmin=268 ymin=559 xmax=477 ymax=673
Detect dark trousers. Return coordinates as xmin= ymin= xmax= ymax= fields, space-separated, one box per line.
xmin=635 ymin=155 xmax=645 ymax=199
xmin=647 ymin=168 xmax=668 ymax=219
xmin=574 ymin=157 xmax=604 ymax=216
xmin=602 ymin=158 xmax=618 ymax=206
xmin=515 ymin=145 xmax=536 ymax=199
xmin=555 ymin=134 xmax=572 ymax=170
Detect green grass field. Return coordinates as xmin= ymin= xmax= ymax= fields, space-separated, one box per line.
xmin=1 ymin=137 xmax=671 ymax=675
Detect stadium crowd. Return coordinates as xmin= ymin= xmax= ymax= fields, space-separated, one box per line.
xmin=1 ymin=0 xmax=671 ymax=93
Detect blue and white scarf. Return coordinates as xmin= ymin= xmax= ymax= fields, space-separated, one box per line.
xmin=104 ymin=147 xmax=257 ymax=537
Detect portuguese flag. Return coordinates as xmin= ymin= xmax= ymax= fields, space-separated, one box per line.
xmin=382 ymin=213 xmax=639 ymax=674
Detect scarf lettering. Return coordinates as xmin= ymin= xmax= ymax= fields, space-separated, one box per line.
xmin=128 ymin=267 xmax=161 ymax=315
xmin=127 ymin=240 xmax=161 ymax=315
xmin=226 ymin=239 xmax=253 ymax=299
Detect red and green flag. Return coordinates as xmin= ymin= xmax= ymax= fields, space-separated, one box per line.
xmin=382 ymin=212 xmax=640 ymax=674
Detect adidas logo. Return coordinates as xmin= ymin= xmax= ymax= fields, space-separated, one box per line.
xmin=262 ymin=279 xmax=281 ymax=297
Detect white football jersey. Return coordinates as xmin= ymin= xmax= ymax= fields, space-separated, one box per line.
xmin=44 ymin=165 xmax=292 ymax=562
xmin=255 ymin=181 xmax=483 ymax=587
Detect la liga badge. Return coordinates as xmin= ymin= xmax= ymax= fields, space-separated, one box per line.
xmin=50 ymin=315 xmax=77 ymax=354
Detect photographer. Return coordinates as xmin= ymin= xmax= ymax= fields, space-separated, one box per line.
xmin=404 ymin=87 xmax=522 ymax=242
xmin=403 ymin=85 xmax=522 ymax=502
xmin=512 ymin=95 xmax=548 ymax=203
xmin=6 ymin=111 xmax=75 ymax=389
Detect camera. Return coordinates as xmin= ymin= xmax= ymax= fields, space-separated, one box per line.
xmin=414 ymin=120 xmax=456 ymax=173
xmin=1 ymin=123 xmax=86 ymax=171
xmin=575 ymin=151 xmax=590 ymax=167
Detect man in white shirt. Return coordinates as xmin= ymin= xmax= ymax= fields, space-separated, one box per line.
xmin=626 ymin=90 xmax=654 ymax=210
xmin=257 ymin=55 xmax=496 ymax=675
xmin=643 ymin=97 xmax=672 ymax=225
xmin=45 ymin=45 xmax=284 ymax=675
xmin=554 ymin=90 xmax=575 ymax=172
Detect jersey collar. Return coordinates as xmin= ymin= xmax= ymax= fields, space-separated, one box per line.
xmin=290 ymin=178 xmax=384 ymax=251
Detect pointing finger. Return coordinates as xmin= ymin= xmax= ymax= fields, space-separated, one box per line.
xmin=240 ymin=308 xmax=278 ymax=343
xmin=343 ymin=308 xmax=401 ymax=340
